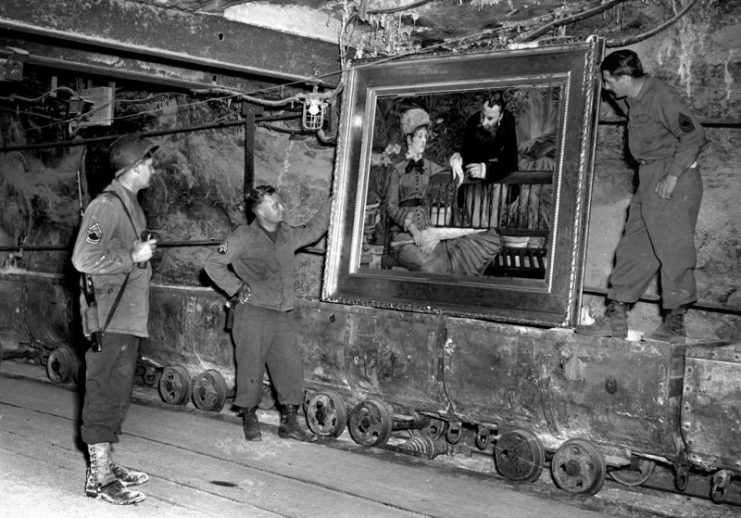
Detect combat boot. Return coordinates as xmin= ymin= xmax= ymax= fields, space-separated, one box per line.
xmin=111 ymin=463 xmax=150 ymax=487
xmin=242 ymin=407 xmax=262 ymax=441
xmin=85 ymin=443 xmax=145 ymax=505
xmin=575 ymin=300 xmax=629 ymax=339
xmin=643 ymin=305 xmax=687 ymax=344
xmin=278 ymin=405 xmax=317 ymax=442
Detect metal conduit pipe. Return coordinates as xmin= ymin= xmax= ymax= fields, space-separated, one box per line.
xmin=0 ymin=242 xmax=326 ymax=254
xmin=1 ymin=116 xmax=739 ymax=154
xmin=0 ymin=113 xmax=301 ymax=153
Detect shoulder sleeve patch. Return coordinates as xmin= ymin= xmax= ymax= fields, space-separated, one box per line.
xmin=86 ymin=223 xmax=103 ymax=244
xmin=217 ymin=242 xmax=229 ymax=254
xmin=679 ymin=113 xmax=696 ymax=133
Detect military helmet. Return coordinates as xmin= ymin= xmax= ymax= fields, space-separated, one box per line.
xmin=110 ymin=135 xmax=159 ymax=177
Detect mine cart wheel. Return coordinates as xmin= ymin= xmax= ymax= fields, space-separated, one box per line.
xmin=192 ymin=369 xmax=228 ymax=412
xmin=142 ymin=367 xmax=161 ymax=387
xmin=710 ymin=469 xmax=731 ymax=504
xmin=475 ymin=426 xmax=496 ymax=450
xmin=446 ymin=421 xmax=464 ymax=444
xmin=551 ymin=438 xmax=606 ymax=495
xmin=609 ymin=458 xmax=656 ymax=487
xmin=348 ymin=398 xmax=394 ymax=447
xmin=46 ymin=345 xmax=76 ymax=384
xmin=674 ymin=465 xmax=690 ymax=492
xmin=410 ymin=417 xmax=447 ymax=440
xmin=494 ymin=429 xmax=545 ymax=483
xmin=159 ymin=365 xmax=192 ymax=406
xmin=305 ymin=391 xmax=348 ymax=438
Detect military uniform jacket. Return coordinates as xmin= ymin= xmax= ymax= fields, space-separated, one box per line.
xmin=72 ymin=179 xmax=151 ymax=337
xmin=204 ymin=205 xmax=330 ymax=312
xmin=623 ymin=77 xmax=706 ymax=177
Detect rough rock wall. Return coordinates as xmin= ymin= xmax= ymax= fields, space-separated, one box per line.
xmin=0 ymin=94 xmax=334 ymax=296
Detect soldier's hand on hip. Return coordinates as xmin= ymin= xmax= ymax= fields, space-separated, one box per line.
xmin=237 ymin=283 xmax=252 ymax=304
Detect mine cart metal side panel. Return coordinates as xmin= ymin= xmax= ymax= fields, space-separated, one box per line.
xmin=445 ymin=319 xmax=683 ymax=457
xmin=142 ymin=291 xmax=447 ymax=413
xmin=0 ymin=272 xmax=75 ymax=347
xmin=298 ymin=300 xmax=445 ymax=411
xmin=682 ymin=342 xmax=741 ymax=472
xmin=143 ymin=285 xmax=235 ymax=382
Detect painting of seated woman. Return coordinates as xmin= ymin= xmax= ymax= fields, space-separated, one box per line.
xmin=362 ymin=87 xmax=558 ymax=279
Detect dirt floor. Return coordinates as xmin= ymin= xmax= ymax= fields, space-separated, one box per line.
xmin=1 ymin=360 xmax=738 ymax=518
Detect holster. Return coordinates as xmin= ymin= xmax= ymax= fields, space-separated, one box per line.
xmin=84 ymin=302 xmax=103 ymax=352
xmin=225 ymin=306 xmax=235 ymax=331
xmin=224 ymin=291 xmax=242 ymax=331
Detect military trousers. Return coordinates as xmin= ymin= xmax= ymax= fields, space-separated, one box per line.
xmin=231 ymin=304 xmax=304 ymax=409
xmin=81 ymin=333 xmax=140 ymax=444
xmin=608 ymin=160 xmax=702 ymax=310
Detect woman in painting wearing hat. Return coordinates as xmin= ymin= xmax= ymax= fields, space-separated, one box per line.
xmin=385 ymin=108 xmax=500 ymax=275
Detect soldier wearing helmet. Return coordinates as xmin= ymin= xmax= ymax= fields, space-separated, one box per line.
xmin=71 ymin=135 xmax=160 ymax=505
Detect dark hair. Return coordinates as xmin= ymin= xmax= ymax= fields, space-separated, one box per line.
xmin=483 ymin=92 xmax=506 ymax=110
xmin=245 ymin=184 xmax=276 ymax=215
xmin=600 ymin=50 xmax=645 ymax=78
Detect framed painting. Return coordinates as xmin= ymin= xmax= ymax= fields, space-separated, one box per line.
xmin=323 ymin=37 xmax=605 ymax=327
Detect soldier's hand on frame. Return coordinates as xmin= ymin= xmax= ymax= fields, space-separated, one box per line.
xmin=655 ymin=175 xmax=678 ymax=199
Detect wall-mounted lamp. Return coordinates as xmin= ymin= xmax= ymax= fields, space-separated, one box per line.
xmin=302 ymin=90 xmax=328 ymax=131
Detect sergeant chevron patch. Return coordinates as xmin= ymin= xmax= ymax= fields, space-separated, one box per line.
xmin=86 ymin=223 xmax=102 ymax=244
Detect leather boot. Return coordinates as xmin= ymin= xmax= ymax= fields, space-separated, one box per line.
xmin=242 ymin=407 xmax=262 ymax=441
xmin=111 ymin=463 xmax=150 ymax=487
xmin=643 ymin=305 xmax=687 ymax=343
xmin=575 ymin=300 xmax=629 ymax=339
xmin=278 ymin=405 xmax=317 ymax=442
xmin=85 ymin=443 xmax=145 ymax=505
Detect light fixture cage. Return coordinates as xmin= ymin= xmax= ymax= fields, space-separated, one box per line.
xmin=302 ymin=97 xmax=328 ymax=131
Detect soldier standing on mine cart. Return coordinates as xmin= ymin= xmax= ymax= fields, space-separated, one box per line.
xmin=72 ymin=135 xmax=159 ymax=505
xmin=577 ymin=49 xmax=707 ymax=343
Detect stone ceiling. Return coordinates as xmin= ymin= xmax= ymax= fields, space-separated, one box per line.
xmin=0 ymin=0 xmax=703 ymax=96
xmin=143 ymin=0 xmax=680 ymax=54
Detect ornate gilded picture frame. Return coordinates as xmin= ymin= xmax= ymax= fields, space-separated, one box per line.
xmin=323 ymin=38 xmax=604 ymax=327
